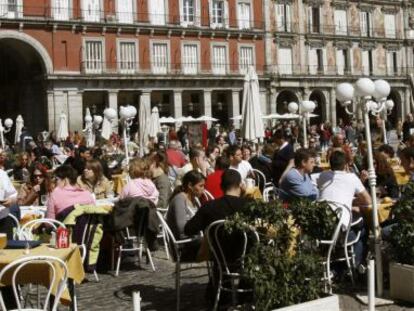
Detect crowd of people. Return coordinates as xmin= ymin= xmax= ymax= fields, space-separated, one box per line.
xmin=0 ymin=113 xmax=414 ymax=308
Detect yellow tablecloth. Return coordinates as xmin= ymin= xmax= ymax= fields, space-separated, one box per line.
xmin=245 ymin=186 xmax=262 ymax=200
xmin=392 ymin=167 xmax=409 ymax=186
xmin=0 ymin=244 xmax=85 ymax=305
xmin=112 ymin=174 xmax=127 ymax=195
xmin=363 ymin=202 xmax=394 ymax=229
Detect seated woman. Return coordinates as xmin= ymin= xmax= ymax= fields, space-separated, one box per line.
xmin=148 ymin=151 xmax=171 ymax=210
xmin=77 ymin=159 xmax=113 ymax=200
xmin=360 ymin=152 xmax=399 ymax=199
xmin=120 ymin=158 xmax=159 ymax=205
xmin=13 ymin=152 xmax=31 ymax=183
xmin=166 ymin=170 xmax=205 ymax=260
xmin=17 ymin=164 xmax=52 ymax=206
xmin=166 ymin=170 xmax=205 ymax=240
xmin=46 ymin=165 xmax=95 ymax=220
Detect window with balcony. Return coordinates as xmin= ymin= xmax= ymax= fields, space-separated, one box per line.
xmin=84 ymin=40 xmax=104 ymax=74
xmin=278 ymin=47 xmax=293 ymax=74
xmin=361 ymin=49 xmax=374 ymax=75
xmin=52 ymin=0 xmax=70 ymax=20
xmin=82 ymin=0 xmax=101 ymax=22
xmin=116 ymin=0 xmax=134 ymax=24
xmin=117 ymin=41 xmax=137 ymax=74
xmin=0 ymin=0 xmax=23 ymax=18
xmin=210 ymin=0 xmax=225 ymax=28
xmin=387 ymin=50 xmax=398 ymax=75
xmin=336 ymin=49 xmax=350 ymax=75
xmin=149 ymin=0 xmax=166 ymax=25
xmin=334 ymin=9 xmax=347 ymax=35
xmin=309 ymin=47 xmax=326 ymax=74
xmin=360 ymin=11 xmax=372 ymax=37
xmin=239 ymin=46 xmax=254 ymax=74
xmin=276 ymin=4 xmax=291 ymax=32
xmin=308 ymin=6 xmax=321 ymax=33
xmin=212 ymin=45 xmax=227 ymax=75
xmin=181 ymin=0 xmax=199 ymax=26
xmin=384 ymin=14 xmax=396 ymax=38
xmin=238 ymin=1 xmax=252 ymax=29
xmin=182 ymin=43 xmax=198 ymax=74
xmin=152 ymin=42 xmax=169 ymax=74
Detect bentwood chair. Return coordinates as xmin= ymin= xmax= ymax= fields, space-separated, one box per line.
xmin=0 ymin=256 xmax=68 ymax=311
xmin=18 ymin=219 xmax=66 ymax=241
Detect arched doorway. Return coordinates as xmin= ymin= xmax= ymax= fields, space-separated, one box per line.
xmin=336 ymin=100 xmax=352 ymax=125
xmin=387 ymin=90 xmax=401 ymax=127
xmin=309 ymin=90 xmax=326 ymax=125
xmin=276 ymin=90 xmax=299 ymax=114
xmin=0 ymin=33 xmax=50 ymax=135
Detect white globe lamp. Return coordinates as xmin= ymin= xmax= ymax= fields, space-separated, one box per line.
xmin=301 ymin=100 xmax=316 ymax=113
xmin=336 ymin=83 xmax=354 ymax=104
xmin=93 ymin=115 xmax=103 ymax=125
xmin=386 ymin=99 xmax=394 ymax=110
xmin=373 ymin=80 xmax=391 ymax=101
xmin=104 ymin=108 xmax=117 ymax=121
xmin=84 ymin=115 xmax=92 ymax=123
xmin=4 ymin=119 xmax=13 ymax=128
xmin=355 ymin=78 xmax=375 ymax=98
xmin=288 ymin=102 xmax=298 ymax=113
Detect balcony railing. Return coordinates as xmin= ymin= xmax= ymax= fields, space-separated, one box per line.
xmin=80 ymin=61 xmax=266 ymax=76
xmin=0 ymin=4 xmax=265 ymax=30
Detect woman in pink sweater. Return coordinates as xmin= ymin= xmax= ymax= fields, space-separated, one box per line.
xmin=120 ymin=158 xmax=159 ymax=204
xmin=46 ymin=165 xmax=95 ymax=219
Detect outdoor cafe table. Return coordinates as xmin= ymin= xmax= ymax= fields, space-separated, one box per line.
xmin=0 ymin=243 xmax=85 ymax=307
xmin=392 ymin=166 xmax=410 ymax=186
xmin=362 ymin=200 xmax=394 ymax=229
xmin=112 ymin=173 xmax=127 ymax=195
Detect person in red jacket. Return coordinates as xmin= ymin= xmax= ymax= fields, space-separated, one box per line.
xmin=204 ymin=156 xmax=230 ymax=199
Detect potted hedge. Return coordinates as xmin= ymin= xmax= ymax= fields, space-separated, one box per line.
xmin=225 ymin=199 xmax=340 ymax=311
xmin=387 ymin=182 xmax=414 ymax=302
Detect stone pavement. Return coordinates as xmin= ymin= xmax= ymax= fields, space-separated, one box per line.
xmin=70 ymin=250 xmax=414 ymax=311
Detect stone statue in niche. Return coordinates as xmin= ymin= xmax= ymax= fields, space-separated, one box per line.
xmin=409 ymin=12 xmax=414 ymax=29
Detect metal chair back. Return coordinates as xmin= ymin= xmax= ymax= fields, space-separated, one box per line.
xmin=18 ymin=219 xmax=66 ymax=241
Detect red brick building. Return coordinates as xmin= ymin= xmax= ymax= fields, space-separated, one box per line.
xmin=0 ymin=0 xmax=267 ymax=133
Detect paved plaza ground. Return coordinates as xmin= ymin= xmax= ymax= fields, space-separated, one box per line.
xmin=69 ymin=249 xmax=414 ymax=311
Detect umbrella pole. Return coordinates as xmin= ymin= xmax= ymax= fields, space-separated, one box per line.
xmin=123 ymin=121 xmax=129 ymax=165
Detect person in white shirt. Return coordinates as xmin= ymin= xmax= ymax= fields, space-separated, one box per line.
xmin=317 ymin=150 xmax=371 ymax=266
xmin=227 ymin=145 xmax=253 ymax=182
xmin=0 ymin=169 xmax=18 ymax=239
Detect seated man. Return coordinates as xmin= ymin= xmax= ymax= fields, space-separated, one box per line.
xmin=317 ymin=150 xmax=371 ymax=267
xmin=227 ymin=145 xmax=253 ymax=183
xmin=279 ymin=149 xmax=319 ymax=202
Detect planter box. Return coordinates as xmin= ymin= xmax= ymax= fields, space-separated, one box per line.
xmin=272 ymin=295 xmax=339 ymax=311
xmin=390 ymin=262 xmax=414 ymax=303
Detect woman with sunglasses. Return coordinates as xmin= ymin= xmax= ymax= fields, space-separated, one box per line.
xmin=17 ymin=164 xmax=52 ymax=206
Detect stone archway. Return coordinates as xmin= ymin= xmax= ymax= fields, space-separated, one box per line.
xmin=276 ymin=90 xmax=299 ymax=114
xmin=0 ymin=31 xmax=51 ymax=134
xmin=309 ymin=90 xmax=326 ymax=125
xmin=387 ymin=90 xmax=401 ymax=127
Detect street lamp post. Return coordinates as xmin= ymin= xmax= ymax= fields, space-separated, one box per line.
xmin=336 ymin=78 xmax=393 ymax=307
xmin=119 ymin=105 xmax=137 ymax=165
xmin=288 ymin=101 xmax=316 ymax=148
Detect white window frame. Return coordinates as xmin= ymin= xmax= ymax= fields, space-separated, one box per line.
xmin=181 ymin=41 xmax=200 ymax=75
xmin=116 ymin=0 xmax=136 ymax=24
xmin=238 ymin=44 xmax=255 ymax=74
xmin=360 ymin=11 xmax=373 ymax=37
xmin=83 ymin=37 xmax=105 ymax=74
xmin=116 ymin=39 xmax=138 ymax=74
xmin=237 ymin=0 xmax=253 ymax=30
xmin=386 ymin=50 xmax=399 ymax=76
xmin=81 ymin=0 xmax=103 ymax=22
xmin=211 ymin=42 xmax=229 ymax=75
xmin=277 ymin=47 xmax=293 ymax=75
xmin=180 ymin=0 xmax=200 ymax=27
xmin=308 ymin=6 xmax=322 ymax=33
xmin=52 ymin=0 xmax=72 ymax=20
xmin=149 ymin=0 xmax=168 ymax=25
xmin=150 ymin=40 xmax=170 ymax=74
xmin=210 ymin=0 xmax=225 ymax=28
xmin=334 ymin=9 xmax=347 ymax=35
xmin=276 ymin=3 xmax=291 ymax=32
xmin=0 ymin=0 xmax=23 ymax=18
xmin=384 ymin=14 xmax=396 ymax=39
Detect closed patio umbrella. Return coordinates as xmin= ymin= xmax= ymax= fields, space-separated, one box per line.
xmin=14 ymin=115 xmax=24 ymax=144
xmin=241 ymin=67 xmax=264 ymax=141
xmin=56 ymin=113 xmax=69 ymax=141
xmin=148 ymin=107 xmax=161 ymax=143
xmin=139 ymin=97 xmax=151 ymax=157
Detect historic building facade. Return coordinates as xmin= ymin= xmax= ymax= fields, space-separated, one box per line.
xmin=266 ymin=0 xmax=413 ymax=127
xmin=0 ymin=0 xmax=266 ymax=133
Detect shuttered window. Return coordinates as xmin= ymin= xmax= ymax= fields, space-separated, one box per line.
xmin=152 ymin=43 xmax=168 ymax=74
xmin=334 ymin=9 xmax=347 ymax=35
xmin=84 ymin=40 xmax=103 ymax=74
xmin=276 ymin=4 xmax=291 ymax=32
xmin=239 ymin=46 xmax=254 ymax=74
xmin=0 ymin=0 xmax=23 ymax=18
xmin=149 ymin=0 xmax=166 ymax=25
xmin=52 ymin=0 xmax=70 ymax=20
xmin=238 ymin=1 xmax=251 ymax=29
xmin=182 ymin=44 xmax=198 ymax=74
xmin=82 ymin=0 xmax=101 ymax=22
xmin=387 ymin=51 xmax=398 ymax=75
xmin=211 ymin=0 xmax=224 ymax=26
xmin=360 ymin=11 xmax=372 ymax=37
xmin=212 ymin=45 xmax=227 ymax=75
xmin=278 ymin=48 xmax=292 ymax=74
xmin=117 ymin=0 xmax=134 ymax=24
xmin=384 ymin=14 xmax=396 ymax=38
xmin=183 ymin=0 xmax=195 ymax=23
xmin=118 ymin=41 xmax=137 ymax=74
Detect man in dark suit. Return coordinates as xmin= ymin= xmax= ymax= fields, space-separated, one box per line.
xmin=272 ymin=129 xmax=295 ymax=185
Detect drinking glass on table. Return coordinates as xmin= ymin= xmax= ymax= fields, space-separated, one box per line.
xmin=0 ymin=233 xmax=7 ymax=254
xmin=40 ymin=195 xmax=48 ymax=206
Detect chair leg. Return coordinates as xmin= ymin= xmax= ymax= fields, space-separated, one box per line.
xmin=115 ymin=248 xmax=122 ymax=277
xmin=163 ymin=229 xmax=170 ymax=260
xmin=344 ymin=245 xmax=354 ymax=285
xmin=176 ymin=260 xmax=181 ymax=311
xmin=212 ymin=281 xmax=222 ymax=311
xmin=93 ymin=270 xmax=100 ymax=282
xmin=146 ymin=247 xmax=156 ymax=272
